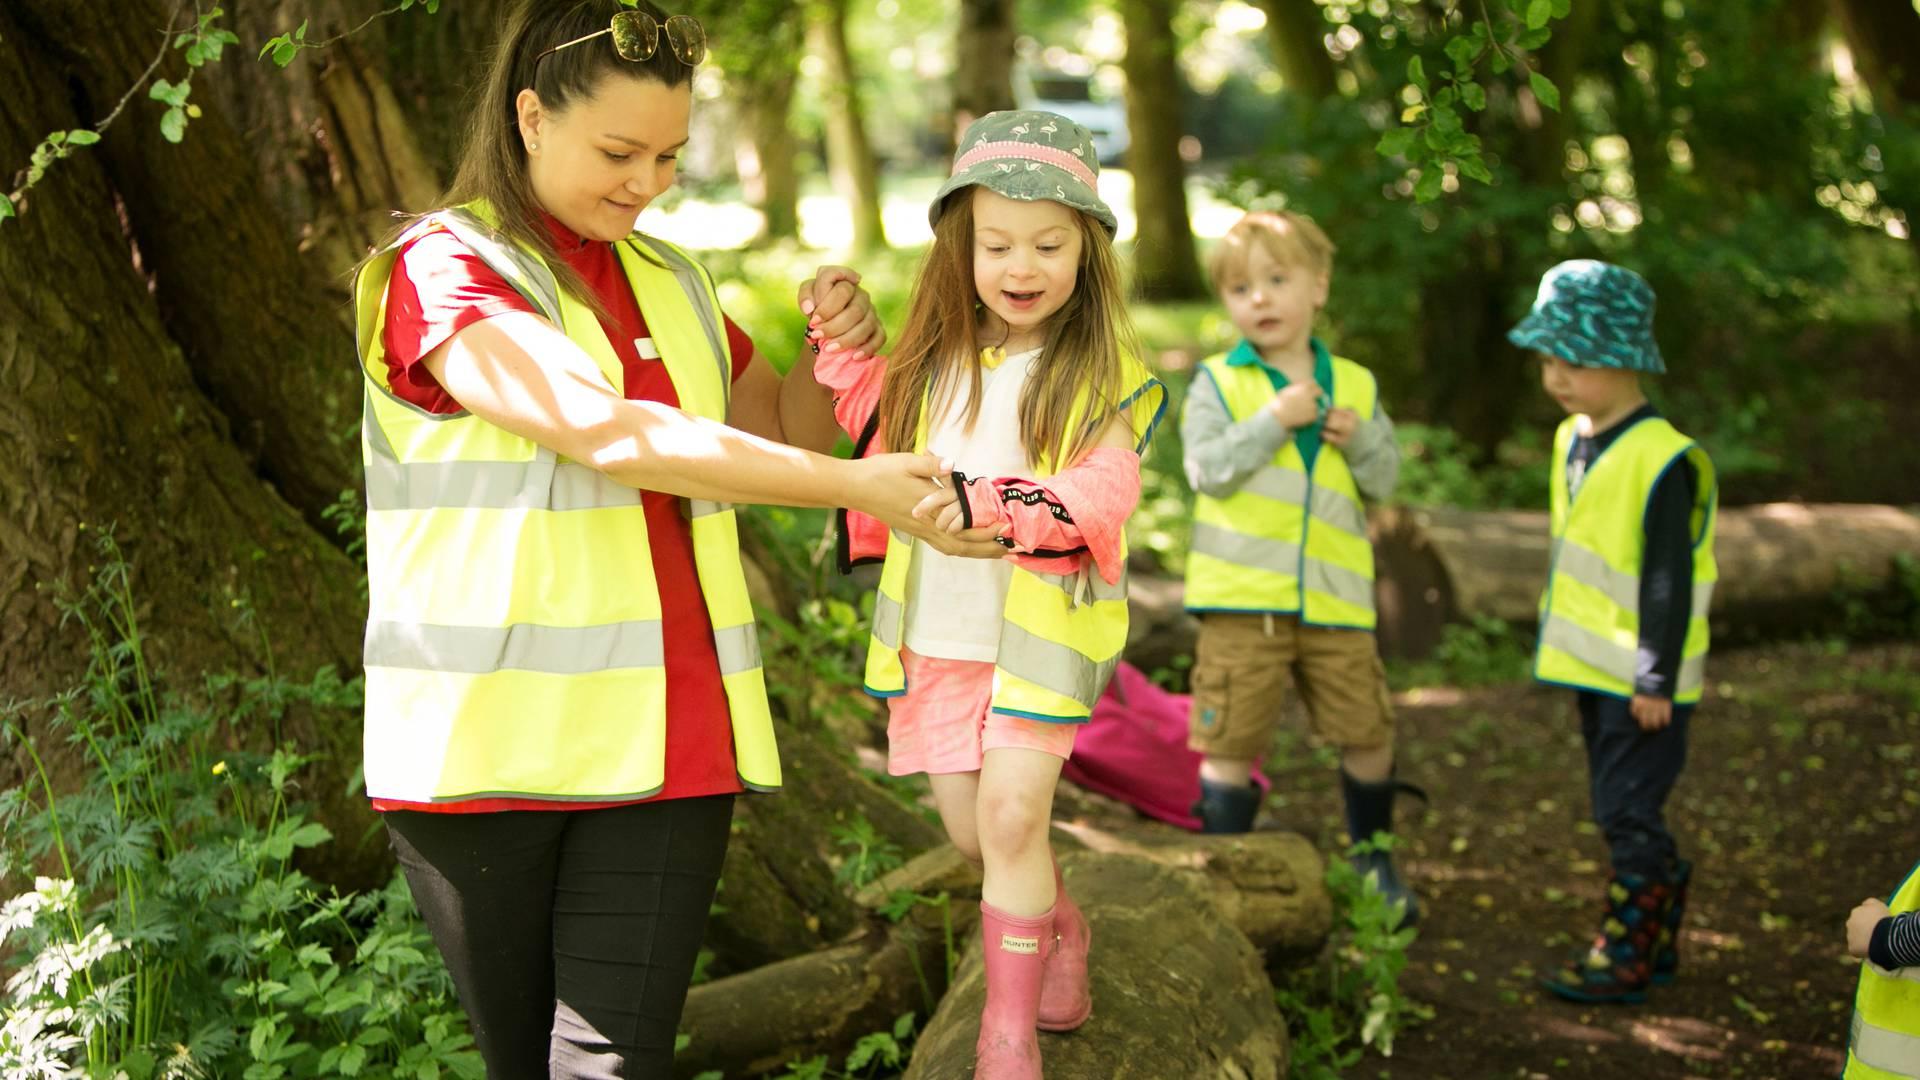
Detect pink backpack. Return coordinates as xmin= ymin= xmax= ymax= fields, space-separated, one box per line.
xmin=1062 ymin=661 xmax=1270 ymax=831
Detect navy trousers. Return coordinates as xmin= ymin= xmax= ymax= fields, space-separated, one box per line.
xmin=1577 ymin=691 xmax=1691 ymax=881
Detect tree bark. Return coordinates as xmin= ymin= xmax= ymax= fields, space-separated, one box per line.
xmin=1119 ymin=0 xmax=1207 ymax=301
xmin=808 ymin=0 xmax=887 ymax=254
xmin=735 ymin=72 xmax=804 ymax=243
xmin=953 ymin=0 xmax=1017 ymax=127
xmin=705 ymin=716 xmax=946 ymax=974
xmin=1255 ymin=0 xmax=1338 ymax=101
xmin=1831 ymin=0 xmax=1920 ymax=109
xmin=902 ymin=850 xmax=1291 ymax=1079
xmin=0 ymin=0 xmax=372 ymax=883
xmin=677 ymin=901 xmax=962 ymax=1079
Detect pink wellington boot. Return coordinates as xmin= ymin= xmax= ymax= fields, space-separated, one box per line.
xmin=976 ymin=902 xmax=1052 ymax=1079
xmin=1037 ymin=859 xmax=1091 ymax=1031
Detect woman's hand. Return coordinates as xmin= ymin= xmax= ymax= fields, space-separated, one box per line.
xmin=850 ymin=453 xmax=1006 ymax=557
xmin=799 ymin=266 xmax=886 ymax=358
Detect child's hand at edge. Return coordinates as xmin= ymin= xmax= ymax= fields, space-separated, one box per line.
xmin=1322 ymin=407 xmax=1360 ymax=447
xmin=1850 ymin=897 xmax=1891 ymax=959
xmin=1269 ymin=381 xmax=1323 ymax=429
xmin=1630 ymin=693 xmax=1673 ymax=731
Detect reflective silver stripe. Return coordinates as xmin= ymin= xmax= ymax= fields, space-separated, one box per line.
xmin=1870 ymin=962 xmax=1920 ymax=984
xmin=1678 ymin=653 xmax=1705 ymax=697
xmin=1557 ymin=539 xmax=1717 ymax=616
xmin=1539 ymin=616 xmax=1635 ymax=680
xmin=1555 ymin=539 xmax=1640 ymax=613
xmin=872 ymin=591 xmax=904 ymax=649
xmin=1241 ymin=467 xmax=1308 ymax=505
xmin=1032 ymin=566 xmax=1128 ymax=605
xmin=713 ymin=622 xmax=763 ymax=675
xmin=439 ymin=209 xmax=565 ymax=320
xmin=1309 ymin=483 xmax=1367 ymax=536
xmin=689 ymin=499 xmax=730 ymax=519
xmin=997 ymin=622 xmax=1116 ymax=711
xmin=1302 ymin=556 xmax=1374 ymax=610
xmin=635 ymin=237 xmax=729 ymax=396
xmin=365 ymin=619 xmax=664 ymax=674
xmin=1853 ymin=1009 xmax=1920 ymax=1074
xmin=892 ymin=529 xmax=914 ymax=546
xmin=365 ymin=457 xmax=641 ymax=512
xmin=1191 ymin=522 xmax=1301 ymax=577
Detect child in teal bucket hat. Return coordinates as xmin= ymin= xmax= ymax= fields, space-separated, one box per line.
xmin=1512 ymin=260 xmax=1720 ymax=1005
xmin=806 ymin=109 xmax=1167 ymax=1080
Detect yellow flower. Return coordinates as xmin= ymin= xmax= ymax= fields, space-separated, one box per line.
xmin=211 ymin=761 xmax=227 ymax=776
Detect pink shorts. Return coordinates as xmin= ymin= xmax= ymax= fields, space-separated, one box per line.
xmin=886 ymin=648 xmax=1079 ymax=776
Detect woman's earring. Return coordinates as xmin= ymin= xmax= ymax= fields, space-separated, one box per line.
xmin=528 ymin=142 xmax=540 ymax=153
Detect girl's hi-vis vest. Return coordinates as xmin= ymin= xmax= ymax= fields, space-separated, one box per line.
xmin=1183 ymin=352 xmax=1381 ymax=629
xmin=863 ymin=360 xmax=1166 ymax=723
xmin=1534 ymin=414 xmax=1717 ymax=704
xmin=1848 ymin=861 xmax=1920 ymax=1079
xmin=351 ymin=202 xmax=778 ymax=802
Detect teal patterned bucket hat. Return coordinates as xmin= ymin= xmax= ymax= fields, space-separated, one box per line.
xmin=1508 ymin=260 xmax=1666 ymax=374
xmin=930 ymin=110 xmax=1117 ymax=234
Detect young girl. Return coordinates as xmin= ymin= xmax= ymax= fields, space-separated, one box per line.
xmin=811 ymin=110 xmax=1164 ymax=1079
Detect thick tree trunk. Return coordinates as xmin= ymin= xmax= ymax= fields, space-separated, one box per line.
xmin=17 ymin=0 xmax=366 ymax=533
xmin=0 ymin=0 xmax=372 ymax=883
xmin=902 ymin=850 xmax=1291 ymax=1079
xmin=1831 ymin=0 xmax=1920 ymax=108
xmin=736 ymin=73 xmax=804 ymax=243
xmin=1119 ymin=0 xmax=1207 ymax=300
xmin=809 ymin=0 xmax=887 ymax=254
xmin=1256 ymin=0 xmax=1338 ymax=100
xmin=953 ymin=0 xmax=1017 ymax=127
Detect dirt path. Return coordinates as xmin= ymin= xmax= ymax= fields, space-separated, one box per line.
xmin=1053 ymin=640 xmax=1918 ymax=1079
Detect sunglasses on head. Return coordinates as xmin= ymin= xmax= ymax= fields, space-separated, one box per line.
xmin=534 ymin=11 xmax=706 ymax=68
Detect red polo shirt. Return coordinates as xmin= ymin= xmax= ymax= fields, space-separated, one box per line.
xmin=373 ymin=215 xmax=758 ymax=812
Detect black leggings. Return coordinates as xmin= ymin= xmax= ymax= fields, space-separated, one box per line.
xmin=384 ymin=795 xmax=735 ymax=1079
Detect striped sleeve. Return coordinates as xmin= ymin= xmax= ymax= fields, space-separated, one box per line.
xmin=1870 ymin=911 xmax=1920 ymax=970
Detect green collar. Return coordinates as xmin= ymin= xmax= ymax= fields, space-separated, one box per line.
xmin=1226 ymin=336 xmax=1332 ymax=373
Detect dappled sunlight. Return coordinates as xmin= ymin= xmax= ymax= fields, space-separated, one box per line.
xmin=1534 ymin=1014 xmax=1627 ymax=1045
xmin=1625 ymin=1014 xmax=1733 ymax=1061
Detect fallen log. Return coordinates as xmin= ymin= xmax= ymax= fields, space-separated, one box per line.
xmin=1126 ymin=503 xmax=1920 ymax=664
xmin=902 ymin=850 xmax=1291 ymax=1079
xmin=706 ymin=717 xmax=946 ymax=974
xmin=676 ymin=899 xmax=963 ymax=1080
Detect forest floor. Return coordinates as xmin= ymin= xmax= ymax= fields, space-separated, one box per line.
xmin=1048 ymin=639 xmax=1918 ymax=1080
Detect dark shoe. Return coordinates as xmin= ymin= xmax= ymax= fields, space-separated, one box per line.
xmin=1193 ymin=778 xmax=1261 ymax=834
xmin=1352 ymin=846 xmax=1421 ymax=928
xmin=1541 ymin=872 xmax=1675 ymax=1005
xmin=1652 ymin=859 xmax=1691 ymax=985
xmin=1340 ymin=769 xmax=1421 ymax=927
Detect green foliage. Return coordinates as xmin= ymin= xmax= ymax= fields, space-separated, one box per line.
xmin=829 ymin=816 xmax=905 ymax=890
xmin=1349 ymin=0 xmax=1573 ymax=200
xmin=0 ymin=533 xmax=480 ymax=1079
xmin=1274 ymin=835 xmax=1431 ymax=1076
xmin=1392 ymin=423 xmax=1549 ymax=510
xmin=778 ymin=1012 xmax=917 ymax=1079
xmin=1387 ymin=616 xmax=1534 ymax=690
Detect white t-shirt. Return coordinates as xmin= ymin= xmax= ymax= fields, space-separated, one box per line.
xmin=901 ymin=347 xmax=1041 ymax=663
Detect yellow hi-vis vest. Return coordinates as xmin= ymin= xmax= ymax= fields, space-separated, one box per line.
xmin=1848 ymin=861 xmax=1920 ymax=1078
xmin=352 ymin=202 xmax=779 ymax=802
xmin=1183 ymin=352 xmax=1381 ymax=629
xmin=862 ymin=360 xmax=1166 ymax=723
xmin=1534 ymin=414 xmax=1717 ymax=704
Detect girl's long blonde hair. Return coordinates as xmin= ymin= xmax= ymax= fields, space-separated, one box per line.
xmin=876 ymin=192 xmax=1141 ymax=470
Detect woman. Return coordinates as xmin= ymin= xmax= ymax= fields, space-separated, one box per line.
xmin=351 ymin=1 xmax=1003 ymax=1074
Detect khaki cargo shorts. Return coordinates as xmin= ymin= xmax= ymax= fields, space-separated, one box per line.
xmin=1187 ymin=612 xmax=1394 ymax=761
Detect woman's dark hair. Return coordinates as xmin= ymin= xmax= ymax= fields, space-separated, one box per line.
xmin=441 ymin=0 xmax=693 ymax=312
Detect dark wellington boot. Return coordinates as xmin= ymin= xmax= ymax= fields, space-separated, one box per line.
xmin=1541 ymin=871 xmax=1675 ymax=1005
